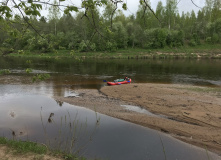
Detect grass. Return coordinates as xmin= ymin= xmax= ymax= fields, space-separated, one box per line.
xmin=4 ymin=44 xmax=221 ymax=59
xmin=0 ymin=137 xmax=87 ymax=159
xmin=0 ymin=137 xmax=47 ymax=154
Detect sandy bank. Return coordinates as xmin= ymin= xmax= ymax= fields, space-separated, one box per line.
xmin=54 ymin=83 xmax=221 ymax=155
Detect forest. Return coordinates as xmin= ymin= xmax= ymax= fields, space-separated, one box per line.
xmin=0 ymin=0 xmax=221 ymax=54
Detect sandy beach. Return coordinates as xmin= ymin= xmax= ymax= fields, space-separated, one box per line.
xmin=54 ymin=83 xmax=221 ymax=155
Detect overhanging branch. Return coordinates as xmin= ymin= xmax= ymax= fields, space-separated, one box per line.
xmin=12 ymin=0 xmax=45 ymax=39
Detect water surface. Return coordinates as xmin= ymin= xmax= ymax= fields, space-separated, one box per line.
xmin=0 ymin=57 xmax=221 ymax=159
xmin=1 ymin=57 xmax=221 ymax=88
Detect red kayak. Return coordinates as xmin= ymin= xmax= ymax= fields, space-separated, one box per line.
xmin=107 ymin=79 xmax=131 ymax=85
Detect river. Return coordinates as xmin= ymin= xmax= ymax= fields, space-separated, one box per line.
xmin=0 ymin=57 xmax=221 ymax=159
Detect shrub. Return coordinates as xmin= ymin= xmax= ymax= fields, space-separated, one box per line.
xmin=78 ymin=40 xmax=88 ymax=52
xmin=192 ymin=33 xmax=200 ymax=45
xmin=206 ymin=37 xmax=212 ymax=44
xmin=212 ymin=33 xmax=219 ymax=43
xmin=144 ymin=28 xmax=167 ymax=49
xmin=106 ymin=41 xmax=117 ymax=52
xmin=166 ymin=30 xmax=184 ymax=47
xmin=188 ymin=39 xmax=197 ymax=46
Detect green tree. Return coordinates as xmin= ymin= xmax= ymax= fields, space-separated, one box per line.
xmin=204 ymin=0 xmax=213 ymax=22
xmin=112 ymin=21 xmax=128 ymax=49
xmin=211 ymin=0 xmax=221 ymax=22
xmin=155 ymin=1 xmax=165 ymax=27
xmin=196 ymin=9 xmax=207 ymax=39
xmin=144 ymin=28 xmax=168 ymax=48
xmin=48 ymin=0 xmax=61 ymax=35
xmin=165 ymin=0 xmax=178 ymax=30
xmin=103 ymin=0 xmax=118 ymax=30
xmin=126 ymin=22 xmax=136 ymax=48
xmin=190 ymin=10 xmax=197 ymax=34
xmin=136 ymin=0 xmax=152 ymax=29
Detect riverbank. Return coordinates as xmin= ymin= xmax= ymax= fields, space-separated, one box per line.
xmin=0 ymin=145 xmax=64 ymax=160
xmin=3 ymin=45 xmax=221 ymax=59
xmin=54 ymin=83 xmax=221 ymax=155
xmin=0 ymin=137 xmax=64 ymax=160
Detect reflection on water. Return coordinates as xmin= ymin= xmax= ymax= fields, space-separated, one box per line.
xmin=0 ymin=85 xmax=220 ymax=160
xmin=9 ymin=111 xmax=16 ymax=118
xmin=55 ymin=100 xmax=63 ymax=107
xmin=1 ymin=57 xmax=221 ymax=90
xmin=47 ymin=113 xmax=54 ymax=123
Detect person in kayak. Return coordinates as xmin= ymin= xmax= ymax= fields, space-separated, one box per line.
xmin=113 ymin=76 xmax=129 ymax=83
xmin=124 ymin=76 xmax=129 ymax=81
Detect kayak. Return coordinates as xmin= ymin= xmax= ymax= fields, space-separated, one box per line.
xmin=107 ymin=79 xmax=131 ymax=85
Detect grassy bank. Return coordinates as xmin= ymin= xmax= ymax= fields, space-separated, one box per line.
xmin=3 ymin=44 xmax=221 ymax=59
xmin=0 ymin=137 xmax=85 ymax=160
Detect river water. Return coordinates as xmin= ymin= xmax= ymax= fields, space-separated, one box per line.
xmin=0 ymin=57 xmax=221 ymax=159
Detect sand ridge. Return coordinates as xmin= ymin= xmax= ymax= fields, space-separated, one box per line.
xmin=55 ymin=83 xmax=221 ymax=155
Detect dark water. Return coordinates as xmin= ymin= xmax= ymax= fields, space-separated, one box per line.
xmin=1 ymin=57 xmax=221 ymax=88
xmin=0 ymin=57 xmax=221 ymax=159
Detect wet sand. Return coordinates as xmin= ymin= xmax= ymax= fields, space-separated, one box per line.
xmin=54 ymin=83 xmax=221 ymax=155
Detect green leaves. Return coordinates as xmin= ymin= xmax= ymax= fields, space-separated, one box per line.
xmin=122 ymin=3 xmax=127 ymax=10
xmin=0 ymin=6 xmax=12 ymax=18
xmin=64 ymin=6 xmax=79 ymax=14
xmin=32 ymin=74 xmax=50 ymax=82
xmin=139 ymin=0 xmax=144 ymax=5
xmin=17 ymin=50 xmax=24 ymax=54
xmin=25 ymin=68 xmax=32 ymax=73
xmin=101 ymin=0 xmax=108 ymax=5
xmin=24 ymin=3 xmax=42 ymax=16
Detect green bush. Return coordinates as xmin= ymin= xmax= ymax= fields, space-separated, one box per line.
xmin=212 ymin=33 xmax=219 ymax=43
xmin=78 ymin=40 xmax=96 ymax=52
xmin=27 ymin=36 xmax=52 ymax=53
xmin=189 ymin=39 xmax=197 ymax=46
xmin=206 ymin=37 xmax=212 ymax=44
xmin=68 ymin=42 xmax=75 ymax=50
xmin=144 ymin=28 xmax=167 ymax=48
xmin=192 ymin=33 xmax=200 ymax=45
xmin=112 ymin=22 xmax=128 ymax=49
xmin=0 ymin=69 xmax=11 ymax=75
xmin=78 ymin=40 xmax=88 ymax=52
xmin=90 ymin=43 xmax=96 ymax=51
xmin=106 ymin=41 xmax=117 ymax=52
xmin=166 ymin=30 xmax=184 ymax=47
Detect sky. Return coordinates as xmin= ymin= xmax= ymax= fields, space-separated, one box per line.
xmin=8 ymin=0 xmax=206 ymax=18
xmin=59 ymin=0 xmax=206 ymax=16
xmin=123 ymin=0 xmax=206 ymax=16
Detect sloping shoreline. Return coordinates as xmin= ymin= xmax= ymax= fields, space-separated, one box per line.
xmin=54 ymin=83 xmax=221 ymax=155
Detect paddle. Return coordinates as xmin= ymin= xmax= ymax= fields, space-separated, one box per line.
xmin=103 ymin=80 xmax=107 ymax=82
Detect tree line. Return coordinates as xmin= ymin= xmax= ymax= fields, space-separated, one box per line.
xmin=0 ymin=0 xmax=221 ymax=53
